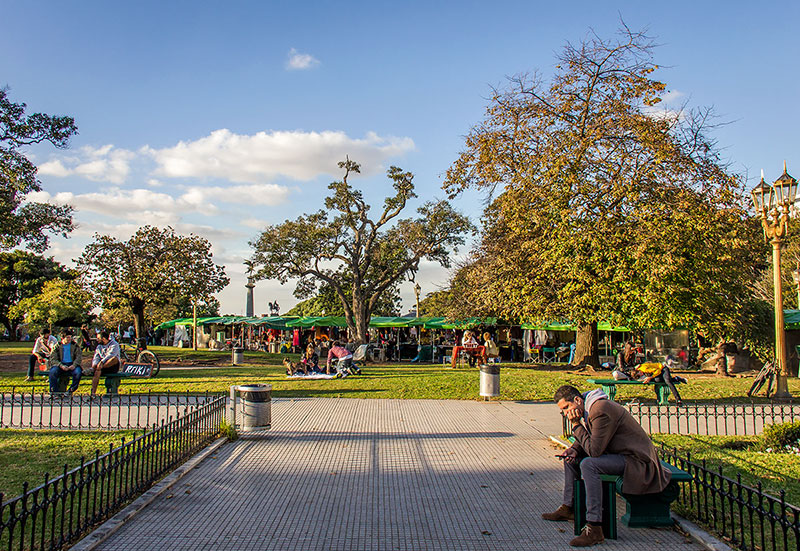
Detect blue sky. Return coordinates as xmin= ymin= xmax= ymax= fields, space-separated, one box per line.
xmin=3 ymin=1 xmax=799 ymax=315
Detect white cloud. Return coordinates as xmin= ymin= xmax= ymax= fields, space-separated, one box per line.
xmin=38 ymin=145 xmax=135 ymax=184
xmin=180 ymin=183 xmax=290 ymax=206
xmin=146 ymin=129 xmax=415 ymax=183
xmin=286 ymin=48 xmax=320 ymax=70
xmin=146 ymin=178 xmax=163 ymax=187
xmin=240 ymin=218 xmax=266 ymax=229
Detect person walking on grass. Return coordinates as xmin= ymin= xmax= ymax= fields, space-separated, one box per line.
xmin=91 ymin=331 xmax=120 ymax=395
xmin=27 ymin=328 xmax=58 ymax=381
xmin=542 ymin=385 xmax=671 ymax=547
xmin=48 ymin=330 xmax=82 ymax=394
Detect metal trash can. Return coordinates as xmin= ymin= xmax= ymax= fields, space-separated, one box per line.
xmin=232 ymin=347 xmax=244 ymax=365
xmin=479 ymin=365 xmax=500 ymax=398
xmin=237 ymin=384 xmax=272 ymax=432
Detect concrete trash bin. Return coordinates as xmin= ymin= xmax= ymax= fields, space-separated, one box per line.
xmin=232 ymin=347 xmax=244 ymax=365
xmin=238 ymin=384 xmax=272 ymax=431
xmin=479 ymin=365 xmax=500 ymax=398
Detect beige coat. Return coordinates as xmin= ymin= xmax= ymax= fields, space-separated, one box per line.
xmin=569 ymin=398 xmax=671 ymax=495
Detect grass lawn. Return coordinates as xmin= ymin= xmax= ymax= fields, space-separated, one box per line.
xmin=0 ymin=430 xmax=135 ymax=498
xmin=2 ymin=342 xmax=798 ymax=401
xmin=652 ymin=433 xmax=800 ymax=505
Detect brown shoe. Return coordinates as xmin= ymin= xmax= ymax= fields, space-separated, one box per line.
xmin=542 ymin=504 xmax=574 ymax=521
xmin=570 ymin=524 xmax=604 ymax=547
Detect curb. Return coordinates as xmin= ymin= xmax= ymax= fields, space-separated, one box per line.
xmin=547 ymin=434 xmax=732 ymax=551
xmin=672 ymin=516 xmax=735 ymax=551
xmin=71 ymin=437 xmax=229 ymax=551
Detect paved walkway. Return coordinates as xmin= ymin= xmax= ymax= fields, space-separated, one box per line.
xmin=95 ymin=399 xmax=700 ymax=551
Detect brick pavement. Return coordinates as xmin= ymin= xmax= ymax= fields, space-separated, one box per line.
xmin=95 ymin=399 xmax=702 ymax=550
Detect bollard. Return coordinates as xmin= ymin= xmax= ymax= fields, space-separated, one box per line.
xmin=479 ymin=365 xmax=500 ymax=399
xmin=232 ymin=347 xmax=244 ymax=365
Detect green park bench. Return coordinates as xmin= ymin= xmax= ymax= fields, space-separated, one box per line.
xmin=104 ymin=362 xmax=156 ymax=394
xmin=573 ymin=460 xmax=692 ymax=539
xmin=586 ymin=378 xmax=678 ymax=406
xmin=40 ymin=361 xmax=156 ymax=394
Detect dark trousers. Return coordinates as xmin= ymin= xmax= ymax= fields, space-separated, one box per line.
xmin=28 ymin=354 xmax=44 ymax=378
xmin=653 ymin=366 xmax=682 ymax=402
xmin=563 ymin=455 xmax=626 ymax=523
xmin=49 ymin=365 xmax=82 ymax=393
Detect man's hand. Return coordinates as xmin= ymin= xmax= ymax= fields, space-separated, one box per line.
xmin=557 ymin=447 xmax=579 ymax=464
xmin=565 ymin=407 xmax=583 ymax=426
xmin=642 ymin=376 xmax=653 ymax=384
xmin=60 ymin=364 xmax=72 ymax=372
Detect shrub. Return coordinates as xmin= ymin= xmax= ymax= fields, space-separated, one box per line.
xmin=762 ymin=420 xmax=800 ymax=452
xmin=219 ymin=419 xmax=238 ymax=441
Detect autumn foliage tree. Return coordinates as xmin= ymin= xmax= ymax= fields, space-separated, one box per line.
xmin=0 ymin=88 xmax=76 ymax=252
xmin=78 ymin=226 xmax=229 ymax=340
xmin=444 ymin=27 xmax=765 ymax=366
xmin=251 ymin=159 xmax=474 ymax=344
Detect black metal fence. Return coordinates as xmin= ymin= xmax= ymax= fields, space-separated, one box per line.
xmin=627 ymin=402 xmax=800 ymax=436
xmin=1 ymin=390 xmax=215 ymax=430
xmin=562 ymin=401 xmax=800 ymax=438
xmin=0 ymin=394 xmax=225 ymax=551
xmin=660 ymin=444 xmax=800 ymax=551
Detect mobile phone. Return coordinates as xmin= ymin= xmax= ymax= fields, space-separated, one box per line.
xmin=555 ymin=454 xmax=565 ymax=460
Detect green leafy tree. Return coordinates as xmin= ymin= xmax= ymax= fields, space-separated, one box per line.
xmin=11 ymin=278 xmax=94 ymax=333
xmin=251 ymin=159 xmax=474 ymax=344
xmin=78 ymin=226 xmax=230 ymax=340
xmin=0 ymin=88 xmax=77 ymax=252
xmin=444 ymin=27 xmax=766 ymax=366
xmin=0 ymin=250 xmax=73 ymax=337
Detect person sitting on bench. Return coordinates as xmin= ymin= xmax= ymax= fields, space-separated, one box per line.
xmin=91 ymin=331 xmax=120 ymax=395
xmin=48 ymin=330 xmax=83 ymax=394
xmin=542 ymin=385 xmax=671 ymax=547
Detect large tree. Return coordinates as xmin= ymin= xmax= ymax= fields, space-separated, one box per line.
xmin=78 ymin=226 xmax=229 ymax=339
xmin=444 ymin=27 xmax=765 ymax=366
xmin=0 ymin=88 xmax=76 ymax=252
xmin=0 ymin=250 xmax=73 ymax=337
xmin=10 ymin=278 xmax=94 ymax=333
xmin=251 ymin=159 xmax=474 ymax=344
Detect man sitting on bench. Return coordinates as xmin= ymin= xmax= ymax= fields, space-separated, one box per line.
xmin=542 ymin=385 xmax=671 ymax=547
xmin=91 ymin=331 xmax=121 ymax=395
xmin=48 ymin=330 xmax=83 ymax=394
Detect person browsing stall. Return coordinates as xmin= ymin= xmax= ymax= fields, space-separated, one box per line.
xmin=48 ymin=330 xmax=83 ymax=394
xmin=91 ymin=331 xmax=120 ymax=395
xmin=542 ymin=385 xmax=671 ymax=547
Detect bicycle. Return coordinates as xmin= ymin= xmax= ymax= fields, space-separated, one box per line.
xmin=120 ymin=339 xmax=160 ymax=376
xmin=747 ymin=361 xmax=777 ymax=398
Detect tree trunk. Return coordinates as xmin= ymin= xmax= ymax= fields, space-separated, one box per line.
xmin=131 ymin=298 xmax=146 ymax=344
xmin=352 ymin=306 xmax=370 ymax=345
xmin=574 ymin=322 xmax=599 ymax=368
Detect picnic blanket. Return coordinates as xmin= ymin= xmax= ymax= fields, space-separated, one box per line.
xmin=287 ymin=372 xmax=337 ymax=380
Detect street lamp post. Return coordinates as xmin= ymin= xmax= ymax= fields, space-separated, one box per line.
xmin=751 ymin=164 xmax=798 ymax=402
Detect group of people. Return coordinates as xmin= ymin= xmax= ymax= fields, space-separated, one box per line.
xmin=27 ymin=328 xmax=123 ymax=395
xmin=284 ymin=340 xmax=362 ymax=378
xmin=449 ymin=330 xmax=500 ymax=368
xmin=613 ymin=342 xmax=687 ymax=405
